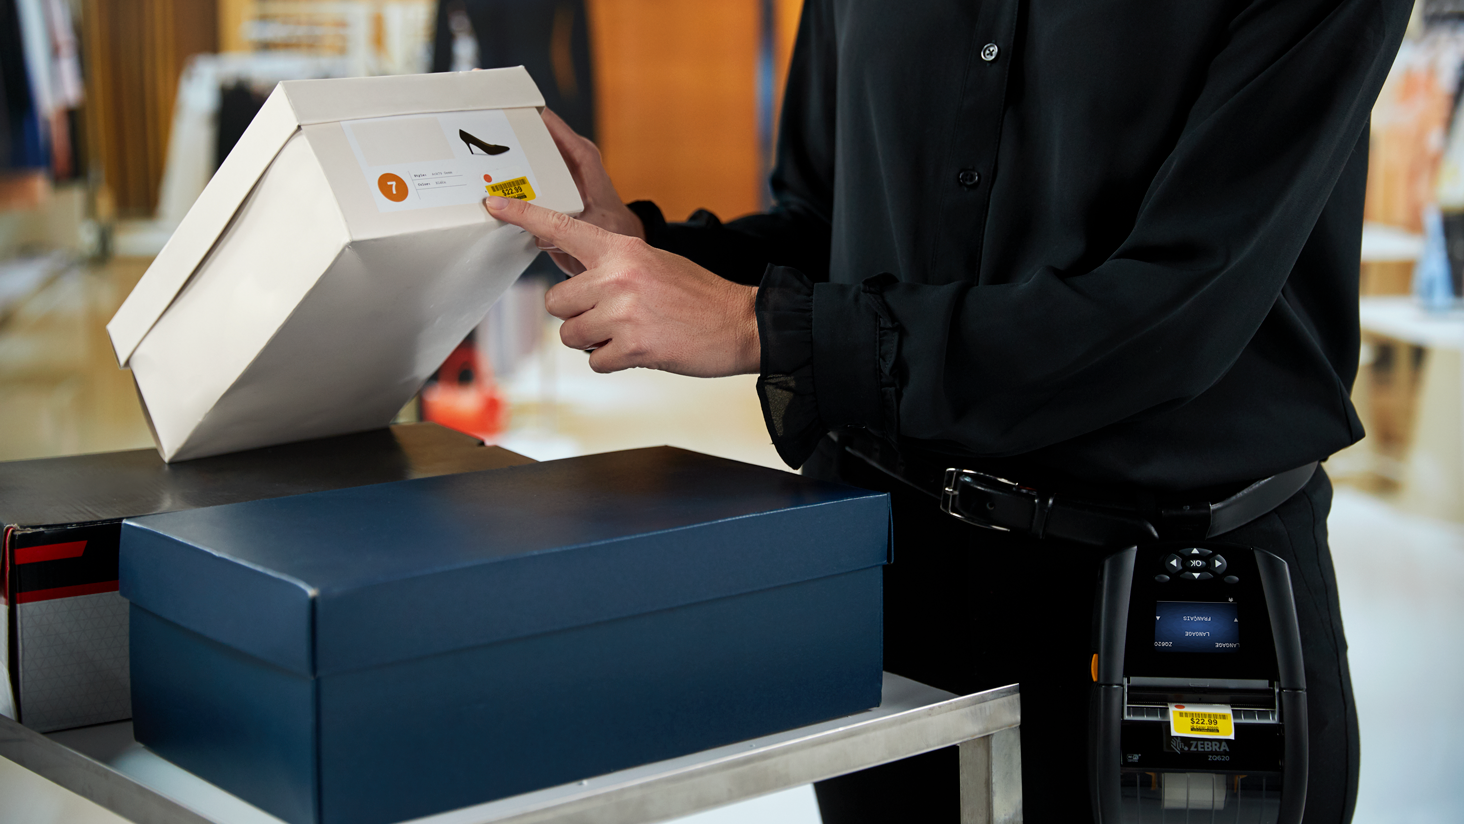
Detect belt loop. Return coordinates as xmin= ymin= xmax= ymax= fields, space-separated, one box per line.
xmin=1031 ymin=494 xmax=1056 ymax=539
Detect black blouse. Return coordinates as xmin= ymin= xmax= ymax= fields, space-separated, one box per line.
xmin=630 ymin=0 xmax=1411 ymax=492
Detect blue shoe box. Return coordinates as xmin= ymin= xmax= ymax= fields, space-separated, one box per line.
xmin=120 ymin=447 xmax=890 ymax=824
xmin=1 ymin=422 xmax=531 ymax=732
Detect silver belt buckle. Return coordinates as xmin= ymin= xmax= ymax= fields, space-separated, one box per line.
xmin=940 ymin=468 xmax=1036 ymax=531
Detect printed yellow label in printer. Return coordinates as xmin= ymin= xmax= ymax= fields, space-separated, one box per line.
xmin=1168 ymin=703 xmax=1235 ymax=739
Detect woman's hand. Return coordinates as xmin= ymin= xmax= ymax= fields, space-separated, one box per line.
xmin=537 ymin=109 xmax=644 ymax=275
xmin=485 ymin=195 xmax=759 ymax=378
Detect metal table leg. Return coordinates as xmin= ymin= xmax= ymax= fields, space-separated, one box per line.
xmin=959 ymin=725 xmax=1023 ymax=824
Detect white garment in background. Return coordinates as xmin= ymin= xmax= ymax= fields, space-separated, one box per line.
xmin=13 ymin=0 xmax=83 ymax=122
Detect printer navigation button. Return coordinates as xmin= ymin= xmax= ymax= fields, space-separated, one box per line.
xmin=1209 ymin=555 xmax=1228 ymax=575
xmin=1164 ymin=554 xmax=1183 ymax=574
xmin=1223 ymin=575 xmax=1240 ymax=584
xmin=1155 ymin=574 xmax=1171 ymax=583
xmin=1181 ymin=547 xmax=1213 ymax=557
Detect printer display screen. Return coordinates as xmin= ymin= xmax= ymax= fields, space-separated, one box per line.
xmin=1154 ymin=601 xmax=1239 ymax=653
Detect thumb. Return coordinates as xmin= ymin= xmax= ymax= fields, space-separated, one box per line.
xmin=484 ymin=196 xmax=613 ymax=267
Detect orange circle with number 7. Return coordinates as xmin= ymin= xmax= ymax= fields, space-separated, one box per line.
xmin=377 ymin=173 xmax=409 ymax=202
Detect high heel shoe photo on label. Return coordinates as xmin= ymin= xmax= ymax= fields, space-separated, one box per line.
xmin=460 ymin=129 xmax=509 ymax=155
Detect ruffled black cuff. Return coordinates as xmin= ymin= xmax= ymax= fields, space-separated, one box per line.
xmin=756 ymin=268 xmax=904 ymax=468
xmin=756 ymin=265 xmax=827 ymax=468
xmin=813 ymin=273 xmax=901 ymax=442
xmin=755 ymin=267 xmax=901 ymax=468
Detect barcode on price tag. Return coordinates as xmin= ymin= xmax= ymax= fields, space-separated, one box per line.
xmin=487 ymin=176 xmax=536 ymax=201
xmin=1168 ymin=703 xmax=1235 ymax=739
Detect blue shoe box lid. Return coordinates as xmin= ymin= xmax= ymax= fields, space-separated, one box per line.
xmin=120 ymin=447 xmax=891 ymax=679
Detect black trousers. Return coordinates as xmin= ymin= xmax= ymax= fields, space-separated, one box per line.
xmin=805 ymin=439 xmax=1360 ymax=824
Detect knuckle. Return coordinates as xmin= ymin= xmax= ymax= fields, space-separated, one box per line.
xmin=606 ymin=267 xmax=639 ymax=291
xmin=549 ymin=210 xmax=577 ymax=235
xmin=617 ymin=235 xmax=649 ymax=255
xmin=624 ymin=344 xmax=651 ymax=366
xmin=616 ymin=334 xmax=646 ymax=359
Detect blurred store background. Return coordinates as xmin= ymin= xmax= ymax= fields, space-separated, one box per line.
xmin=0 ymin=1 xmax=1460 ymax=823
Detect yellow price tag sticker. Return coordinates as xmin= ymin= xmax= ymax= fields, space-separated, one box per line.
xmin=486 ymin=176 xmax=536 ymax=201
xmin=1168 ymin=703 xmax=1235 ymax=739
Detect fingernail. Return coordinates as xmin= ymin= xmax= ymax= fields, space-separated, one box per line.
xmin=485 ymin=195 xmax=510 ymax=210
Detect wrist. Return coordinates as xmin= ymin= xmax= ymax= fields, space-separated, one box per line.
xmin=739 ymin=284 xmax=761 ymax=375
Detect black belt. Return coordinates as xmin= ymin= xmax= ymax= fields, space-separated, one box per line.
xmin=840 ymin=438 xmax=1317 ymax=548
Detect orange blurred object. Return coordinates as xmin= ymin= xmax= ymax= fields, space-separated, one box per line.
xmin=420 ymin=341 xmax=507 ymax=441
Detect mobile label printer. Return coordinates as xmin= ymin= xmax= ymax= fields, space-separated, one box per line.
xmin=1090 ymin=542 xmax=1307 ymax=823
xmin=877 ymin=446 xmax=1315 ymax=822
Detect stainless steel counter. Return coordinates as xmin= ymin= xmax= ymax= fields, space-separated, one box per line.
xmin=1 ymin=673 xmax=1020 ymax=824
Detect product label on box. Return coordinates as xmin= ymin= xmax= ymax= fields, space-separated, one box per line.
xmin=1168 ymin=703 xmax=1235 ymax=739
xmin=486 ymin=176 xmax=535 ymax=201
xmin=341 ymin=110 xmax=538 ymax=213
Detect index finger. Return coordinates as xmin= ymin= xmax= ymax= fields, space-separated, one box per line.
xmin=484 ymin=195 xmax=614 ymax=267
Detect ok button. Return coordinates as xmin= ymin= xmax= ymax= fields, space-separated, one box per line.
xmin=957 ymin=168 xmax=981 ymax=188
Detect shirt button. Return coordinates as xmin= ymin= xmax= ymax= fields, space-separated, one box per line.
xmin=981 ymin=43 xmax=999 ymax=62
xmin=957 ymin=168 xmax=980 ymax=188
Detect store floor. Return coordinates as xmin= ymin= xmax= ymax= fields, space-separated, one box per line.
xmin=1 ymin=267 xmax=1461 ymax=822
xmin=0 ymin=259 xmax=154 ymax=463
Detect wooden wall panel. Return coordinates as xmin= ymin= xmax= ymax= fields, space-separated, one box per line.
xmin=587 ymin=1 xmax=764 ymax=223
xmin=82 ymin=0 xmax=217 ymax=217
xmin=218 ymin=0 xmax=251 ymax=52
